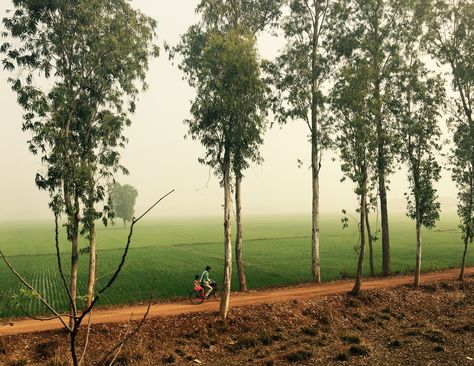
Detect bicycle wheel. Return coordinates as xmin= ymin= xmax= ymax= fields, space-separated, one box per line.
xmin=189 ymin=290 xmax=204 ymax=305
xmin=212 ymin=288 xmax=220 ymax=302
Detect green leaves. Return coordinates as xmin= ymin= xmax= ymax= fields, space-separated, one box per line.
xmin=2 ymin=0 xmax=157 ymax=236
xmin=174 ymin=3 xmax=271 ymax=181
xmin=425 ymin=0 xmax=474 ymax=242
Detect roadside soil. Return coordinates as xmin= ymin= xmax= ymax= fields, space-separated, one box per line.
xmin=0 ymin=268 xmax=473 ymax=365
xmin=0 ymin=267 xmax=472 ymax=337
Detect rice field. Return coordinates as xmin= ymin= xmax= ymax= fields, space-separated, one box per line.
xmin=0 ymin=214 xmax=471 ymax=318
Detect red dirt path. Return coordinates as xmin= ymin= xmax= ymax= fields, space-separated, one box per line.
xmin=0 ymin=267 xmax=472 ymax=336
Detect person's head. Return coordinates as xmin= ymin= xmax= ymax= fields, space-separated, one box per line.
xmin=206 ymin=266 xmax=211 ymax=272
xmin=195 ymin=275 xmax=199 ymax=280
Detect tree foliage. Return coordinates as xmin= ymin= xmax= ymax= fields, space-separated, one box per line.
xmin=425 ymin=0 xmax=474 ymax=280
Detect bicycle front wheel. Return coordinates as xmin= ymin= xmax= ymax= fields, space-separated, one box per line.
xmin=189 ymin=290 xmax=204 ymax=305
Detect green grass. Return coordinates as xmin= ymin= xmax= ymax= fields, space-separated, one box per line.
xmin=0 ymin=214 xmax=471 ymax=318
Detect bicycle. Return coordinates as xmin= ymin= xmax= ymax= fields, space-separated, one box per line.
xmin=189 ymin=281 xmax=220 ymax=305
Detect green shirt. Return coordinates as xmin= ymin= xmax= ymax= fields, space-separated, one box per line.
xmin=200 ymin=270 xmax=210 ymax=283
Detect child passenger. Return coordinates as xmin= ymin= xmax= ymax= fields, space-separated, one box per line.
xmin=193 ymin=275 xmax=205 ymax=299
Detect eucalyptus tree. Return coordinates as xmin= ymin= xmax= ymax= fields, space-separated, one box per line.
xmin=266 ymin=0 xmax=350 ymax=283
xmin=332 ymin=59 xmax=376 ymax=296
xmin=175 ymin=26 xmax=267 ymax=318
xmin=394 ymin=53 xmax=444 ymax=287
xmin=343 ymin=0 xmax=413 ymax=277
xmin=2 ymin=0 xmax=157 ymax=314
xmin=425 ymin=0 xmax=474 ymax=281
xmin=195 ymin=0 xmax=282 ymax=293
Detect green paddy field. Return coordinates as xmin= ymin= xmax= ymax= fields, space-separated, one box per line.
xmin=0 ymin=214 xmax=471 ymax=317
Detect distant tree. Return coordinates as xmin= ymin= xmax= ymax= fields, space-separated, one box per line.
xmin=2 ymin=0 xmax=157 ymax=360
xmin=175 ymin=25 xmax=268 ymax=318
xmin=265 ymin=0 xmax=349 ymax=283
xmin=425 ymin=0 xmax=474 ymax=281
xmin=332 ymin=59 xmax=377 ymax=296
xmin=110 ymin=183 xmax=139 ymax=227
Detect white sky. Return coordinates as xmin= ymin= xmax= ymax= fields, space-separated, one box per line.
xmin=0 ymin=0 xmax=459 ymax=221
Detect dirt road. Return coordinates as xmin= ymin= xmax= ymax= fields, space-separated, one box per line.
xmin=1 ymin=267 xmax=472 ymax=336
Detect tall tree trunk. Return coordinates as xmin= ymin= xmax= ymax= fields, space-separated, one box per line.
xmin=235 ymin=175 xmax=247 ymax=292
xmin=460 ymin=169 xmax=473 ymax=281
xmin=351 ymin=187 xmax=367 ymax=296
xmin=310 ymin=1 xmax=321 ymax=283
xmin=69 ymin=219 xmax=79 ymax=328
xmin=372 ymin=8 xmax=391 ymax=277
xmin=220 ymin=149 xmax=232 ymax=319
xmin=86 ymin=222 xmax=96 ymax=307
xmin=375 ymin=77 xmax=391 ymax=277
xmin=459 ymin=235 xmax=469 ymax=281
xmin=414 ymin=212 xmax=422 ymax=287
xmin=365 ymin=208 xmax=375 ymax=277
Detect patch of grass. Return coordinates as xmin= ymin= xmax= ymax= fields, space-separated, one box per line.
xmin=335 ymin=352 xmax=349 ymax=361
xmin=362 ymin=314 xmax=376 ymax=323
xmin=301 ymin=326 xmax=318 ymax=337
xmin=348 ymin=345 xmax=369 ymax=356
xmin=174 ymin=349 xmax=186 ymax=357
xmin=285 ymin=350 xmax=312 ymax=363
xmin=388 ymin=339 xmax=402 ymax=348
xmin=162 ymin=354 xmax=176 ymax=364
xmin=227 ymin=337 xmax=258 ymax=353
xmin=424 ymin=330 xmax=446 ymax=343
xmin=259 ymin=333 xmax=282 ymax=346
xmin=35 ymin=341 xmax=58 ymax=360
xmin=8 ymin=360 xmax=27 ymax=366
xmin=45 ymin=360 xmax=68 ymax=366
xmin=0 ymin=338 xmax=6 ymax=355
xmin=405 ymin=328 xmax=423 ymax=336
xmin=340 ymin=334 xmax=361 ymax=344
xmin=434 ymin=345 xmax=445 ymax=352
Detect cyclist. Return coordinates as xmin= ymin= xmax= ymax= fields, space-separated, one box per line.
xmin=200 ymin=265 xmax=214 ymax=299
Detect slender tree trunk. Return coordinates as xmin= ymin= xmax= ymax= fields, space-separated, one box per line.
xmin=70 ymin=216 xmax=79 ymax=320
xmin=351 ymin=187 xmax=367 ymax=296
xmin=220 ymin=150 xmax=232 ymax=319
xmin=365 ymin=208 xmax=375 ymax=277
xmin=460 ymin=169 xmax=473 ymax=281
xmin=310 ymin=2 xmax=321 ymax=283
xmin=70 ymin=330 xmax=78 ymax=366
xmin=235 ymin=175 xmax=247 ymax=292
xmin=86 ymin=222 xmax=96 ymax=307
xmin=459 ymin=235 xmax=469 ymax=281
xmin=414 ymin=213 xmax=422 ymax=287
xmin=375 ymin=77 xmax=391 ymax=277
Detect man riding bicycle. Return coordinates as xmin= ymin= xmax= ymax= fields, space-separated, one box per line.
xmin=200 ymin=265 xmax=214 ymax=298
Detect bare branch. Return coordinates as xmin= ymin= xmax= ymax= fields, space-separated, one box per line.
xmin=0 ymin=249 xmax=72 ymax=332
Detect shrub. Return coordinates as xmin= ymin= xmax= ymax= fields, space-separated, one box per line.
xmin=285 ymin=350 xmax=312 ymax=363
xmin=349 ymin=345 xmax=369 ymax=356
xmin=335 ymin=352 xmax=349 ymax=361
xmin=301 ymin=327 xmax=318 ymax=337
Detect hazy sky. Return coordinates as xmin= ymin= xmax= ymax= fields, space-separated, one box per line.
xmin=0 ymin=1 xmax=459 ymax=222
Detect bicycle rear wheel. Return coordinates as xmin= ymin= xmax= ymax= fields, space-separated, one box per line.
xmin=212 ymin=289 xmax=220 ymax=302
xmin=189 ymin=290 xmax=204 ymax=305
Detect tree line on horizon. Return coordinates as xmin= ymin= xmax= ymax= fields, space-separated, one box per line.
xmin=0 ymin=0 xmax=473 ymax=364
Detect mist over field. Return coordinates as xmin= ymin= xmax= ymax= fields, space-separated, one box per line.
xmin=0 ymin=0 xmax=459 ymax=223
